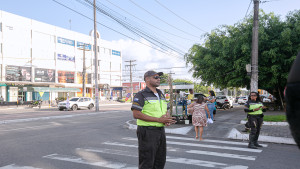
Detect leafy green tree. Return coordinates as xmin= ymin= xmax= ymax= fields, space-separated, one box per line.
xmin=185 ymin=10 xmax=300 ymax=105
xmin=159 ymin=74 xmax=169 ymax=84
xmin=173 ymin=79 xmax=193 ymax=84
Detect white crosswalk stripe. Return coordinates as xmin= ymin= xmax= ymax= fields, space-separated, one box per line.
xmin=42 ymin=135 xmax=267 ymax=169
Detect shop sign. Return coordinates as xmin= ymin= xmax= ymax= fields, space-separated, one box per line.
xmin=77 ymin=42 xmax=91 ymax=50
xmin=57 ymin=54 xmax=75 ymax=62
xmin=112 ymin=50 xmax=121 ymax=56
xmin=35 ymin=68 xmax=55 ymax=82
xmin=58 ymin=71 xmax=74 ymax=83
xmin=57 ymin=37 xmax=75 ymax=46
xmin=6 ymin=66 xmax=31 ymax=82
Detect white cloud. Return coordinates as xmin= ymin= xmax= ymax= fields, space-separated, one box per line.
xmin=112 ymin=38 xmax=195 ymax=82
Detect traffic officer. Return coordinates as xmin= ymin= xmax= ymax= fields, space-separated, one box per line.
xmin=131 ymin=70 xmax=176 ymax=169
xmin=244 ymin=92 xmax=267 ymax=149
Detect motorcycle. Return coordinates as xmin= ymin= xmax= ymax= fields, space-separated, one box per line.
xmin=29 ymin=100 xmax=42 ymax=109
xmin=216 ymin=101 xmax=231 ymax=110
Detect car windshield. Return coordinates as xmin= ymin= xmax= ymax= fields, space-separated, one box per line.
xmin=216 ymin=96 xmax=226 ymax=99
xmin=70 ymin=98 xmax=79 ymax=101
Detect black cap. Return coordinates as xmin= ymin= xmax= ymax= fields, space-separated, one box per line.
xmin=144 ymin=70 xmax=163 ymax=81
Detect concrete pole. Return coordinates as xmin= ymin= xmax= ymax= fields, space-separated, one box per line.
xmin=82 ymin=44 xmax=86 ymax=97
xmin=250 ymin=0 xmax=259 ymax=92
xmin=94 ymin=0 xmax=99 ymax=111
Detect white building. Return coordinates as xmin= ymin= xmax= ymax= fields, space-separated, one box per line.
xmin=0 ymin=10 xmax=122 ymax=104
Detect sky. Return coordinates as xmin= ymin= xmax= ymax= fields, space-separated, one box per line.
xmin=1 ymin=0 xmax=300 ymax=82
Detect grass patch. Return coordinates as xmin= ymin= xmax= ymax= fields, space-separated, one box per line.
xmin=245 ymin=115 xmax=287 ymax=122
xmin=263 ymin=115 xmax=286 ymax=122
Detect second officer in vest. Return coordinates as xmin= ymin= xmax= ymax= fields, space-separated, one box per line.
xmin=131 ymin=70 xmax=176 ymax=169
xmin=244 ymin=92 xmax=267 ymax=149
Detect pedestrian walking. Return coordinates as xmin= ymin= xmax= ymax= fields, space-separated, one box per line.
xmin=205 ymin=90 xmax=216 ymax=120
xmin=244 ymin=92 xmax=267 ymax=149
xmin=188 ymin=96 xmax=211 ymax=141
xmin=131 ymin=70 xmax=176 ymax=169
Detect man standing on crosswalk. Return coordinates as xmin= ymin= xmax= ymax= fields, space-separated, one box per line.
xmin=131 ymin=70 xmax=176 ymax=169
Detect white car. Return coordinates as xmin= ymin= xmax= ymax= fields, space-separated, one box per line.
xmin=238 ymin=96 xmax=248 ymax=105
xmin=216 ymin=95 xmax=233 ymax=108
xmin=58 ymin=97 xmax=94 ymax=111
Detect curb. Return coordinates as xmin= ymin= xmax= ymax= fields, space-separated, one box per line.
xmin=240 ymin=120 xmax=289 ymax=126
xmin=125 ymin=120 xmax=193 ymax=135
xmin=227 ymin=128 xmax=296 ymax=145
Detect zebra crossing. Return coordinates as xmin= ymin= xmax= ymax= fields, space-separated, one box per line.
xmin=1 ymin=135 xmax=267 ymax=169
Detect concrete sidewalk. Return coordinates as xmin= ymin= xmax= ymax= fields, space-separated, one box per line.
xmin=0 ymin=100 xmax=131 ymax=110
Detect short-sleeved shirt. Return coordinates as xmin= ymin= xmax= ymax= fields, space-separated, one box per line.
xmin=131 ymin=86 xmax=170 ymax=127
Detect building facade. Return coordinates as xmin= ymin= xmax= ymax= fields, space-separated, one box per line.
xmin=0 ymin=10 xmax=122 ymax=103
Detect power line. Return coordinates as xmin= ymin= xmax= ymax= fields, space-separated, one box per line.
xmin=79 ymin=0 xmax=186 ymax=57
xmin=154 ymin=0 xmax=207 ymax=33
xmin=52 ymin=0 xmax=184 ymax=60
xmin=104 ymin=0 xmax=197 ymax=42
xmin=245 ymin=0 xmax=252 ymax=19
xmin=128 ymin=0 xmax=201 ymax=39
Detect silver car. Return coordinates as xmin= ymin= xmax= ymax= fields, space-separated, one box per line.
xmin=58 ymin=97 xmax=94 ymax=111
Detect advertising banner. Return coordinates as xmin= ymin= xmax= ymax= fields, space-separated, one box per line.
xmin=77 ymin=73 xmax=91 ymax=84
xmin=57 ymin=54 xmax=75 ymax=62
xmin=58 ymin=71 xmax=74 ymax=83
xmin=35 ymin=68 xmax=55 ymax=82
xmin=6 ymin=66 xmax=31 ymax=81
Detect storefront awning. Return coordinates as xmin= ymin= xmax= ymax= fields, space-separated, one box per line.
xmin=0 ymin=83 xmax=6 ymax=86
xmin=32 ymin=87 xmax=80 ymax=92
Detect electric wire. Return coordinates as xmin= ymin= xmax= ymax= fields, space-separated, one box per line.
xmin=128 ymin=0 xmax=201 ymax=39
xmin=52 ymin=0 xmax=183 ymax=60
xmin=104 ymin=0 xmax=197 ymax=42
xmin=79 ymin=0 xmax=186 ymax=57
xmin=245 ymin=0 xmax=252 ymax=19
xmin=153 ymin=0 xmax=207 ymax=33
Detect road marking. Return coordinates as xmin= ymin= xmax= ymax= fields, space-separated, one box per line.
xmin=122 ymin=137 xmax=262 ymax=153
xmin=166 ymin=135 xmax=268 ymax=147
xmin=0 ymin=110 xmax=122 ymax=124
xmin=77 ymin=147 xmax=138 ymax=157
xmin=103 ymin=141 xmax=256 ymax=160
xmin=187 ymin=150 xmax=256 ymax=160
xmin=166 ymin=156 xmax=248 ymax=169
xmin=0 ymin=124 xmax=60 ymax=132
xmin=73 ymin=148 xmax=249 ymax=169
xmin=0 ymin=164 xmax=41 ymax=169
xmin=43 ymin=154 xmax=137 ymax=169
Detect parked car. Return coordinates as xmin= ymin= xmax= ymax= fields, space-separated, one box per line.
xmin=238 ymin=96 xmax=248 ymax=105
xmin=58 ymin=97 xmax=94 ymax=111
xmin=216 ymin=95 xmax=233 ymax=108
xmin=260 ymin=95 xmax=271 ymax=102
xmin=235 ymin=96 xmax=240 ymax=103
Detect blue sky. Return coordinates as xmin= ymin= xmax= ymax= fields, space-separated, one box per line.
xmin=1 ymin=0 xmax=300 ymax=81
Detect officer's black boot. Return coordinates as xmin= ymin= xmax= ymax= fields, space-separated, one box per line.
xmin=254 ymin=135 xmax=263 ymax=147
xmin=248 ymin=134 xmax=258 ymax=149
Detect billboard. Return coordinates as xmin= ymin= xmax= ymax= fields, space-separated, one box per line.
xmin=6 ymin=66 xmax=31 ymax=81
xmin=35 ymin=68 xmax=55 ymax=82
xmin=57 ymin=54 xmax=75 ymax=62
xmin=58 ymin=71 xmax=74 ymax=83
xmin=77 ymin=73 xmax=92 ymax=84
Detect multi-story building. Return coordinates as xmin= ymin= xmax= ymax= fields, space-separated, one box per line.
xmin=0 ymin=10 xmax=122 ymax=103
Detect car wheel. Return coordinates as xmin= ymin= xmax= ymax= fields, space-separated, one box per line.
xmin=72 ymin=105 xmax=78 ymax=111
xmin=88 ymin=104 xmax=94 ymax=109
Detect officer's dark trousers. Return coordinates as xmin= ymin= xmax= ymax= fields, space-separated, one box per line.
xmin=137 ymin=126 xmax=166 ymax=169
xmin=248 ymin=115 xmax=263 ymax=141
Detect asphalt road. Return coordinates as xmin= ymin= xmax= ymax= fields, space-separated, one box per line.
xmin=0 ymin=104 xmax=299 ymax=169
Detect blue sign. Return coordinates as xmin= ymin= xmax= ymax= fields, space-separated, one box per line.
xmin=77 ymin=42 xmax=92 ymax=50
xmin=57 ymin=54 xmax=75 ymax=62
xmin=57 ymin=37 xmax=75 ymax=46
xmin=112 ymin=50 xmax=121 ymax=56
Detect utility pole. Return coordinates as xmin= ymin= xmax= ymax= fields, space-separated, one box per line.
xmin=78 ymin=44 xmax=90 ymax=97
xmin=250 ymin=0 xmax=259 ymax=92
xmin=168 ymin=72 xmax=175 ymax=115
xmin=125 ymin=60 xmax=136 ymax=102
xmin=94 ymin=0 xmax=99 ymax=111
